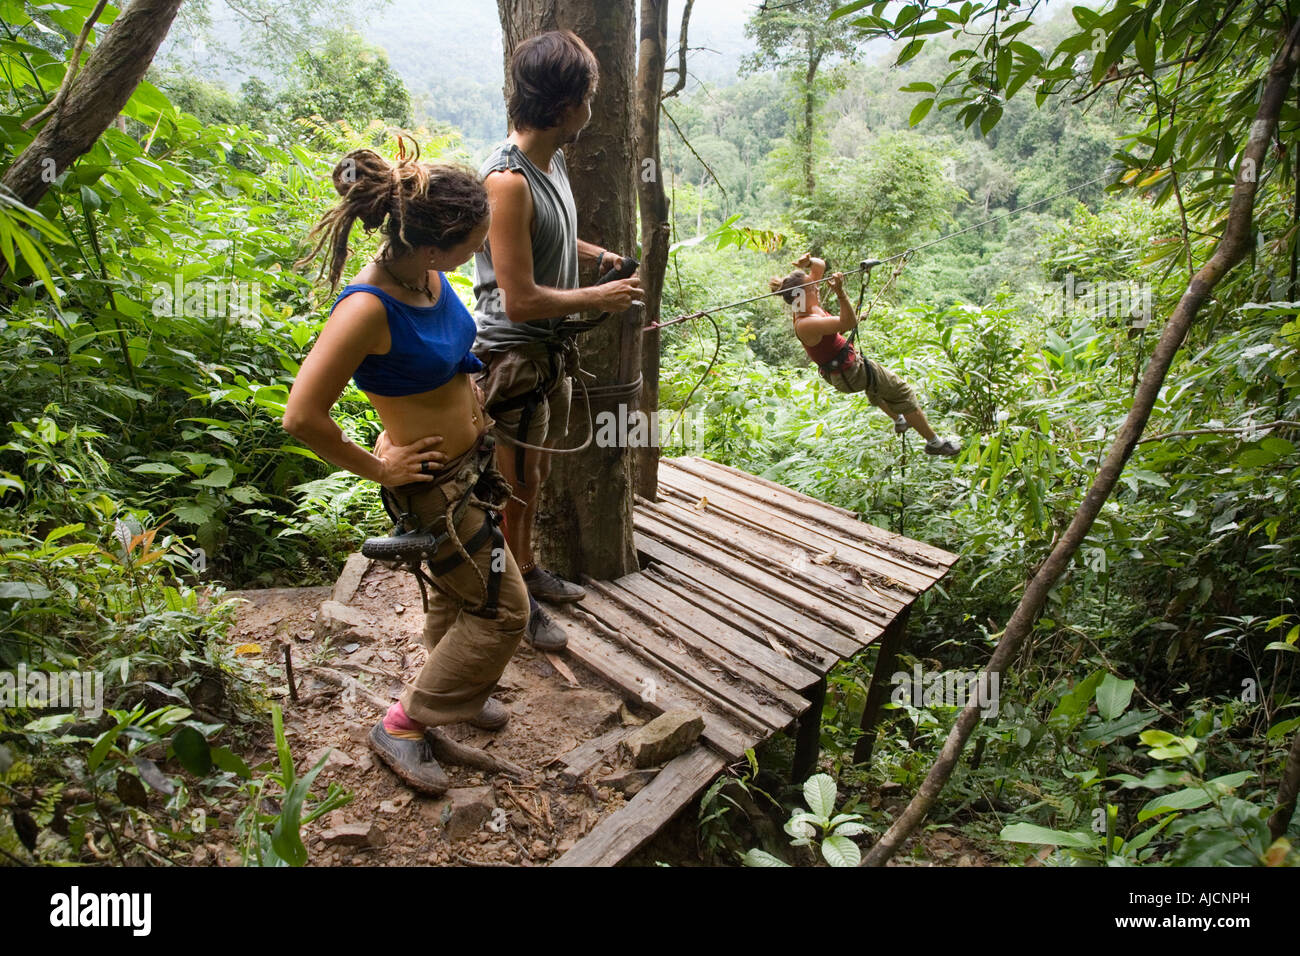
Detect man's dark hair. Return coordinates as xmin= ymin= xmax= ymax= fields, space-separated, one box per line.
xmin=507 ymin=30 xmax=599 ymax=131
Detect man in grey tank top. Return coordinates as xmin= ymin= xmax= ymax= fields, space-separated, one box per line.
xmin=474 ymin=30 xmax=643 ymax=651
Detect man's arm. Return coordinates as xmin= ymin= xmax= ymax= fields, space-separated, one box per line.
xmin=485 ymin=171 xmax=642 ymax=323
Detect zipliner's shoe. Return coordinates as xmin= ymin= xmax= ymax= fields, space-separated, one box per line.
xmin=894 ymin=414 xmax=910 ymax=435
xmin=924 ymin=436 xmax=962 ymax=457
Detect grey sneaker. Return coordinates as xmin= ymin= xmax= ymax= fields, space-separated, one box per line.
xmin=468 ymin=696 xmax=509 ymax=731
xmin=526 ymin=605 xmax=568 ymax=651
xmin=524 ymin=565 xmax=586 ymax=604
xmin=368 ymin=722 xmax=449 ymax=796
xmin=924 ymin=436 xmax=962 ymax=457
xmin=894 ymin=414 xmax=910 ymax=435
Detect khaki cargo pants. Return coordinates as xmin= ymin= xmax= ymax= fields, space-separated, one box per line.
xmin=476 ymin=344 xmax=573 ymax=449
xmin=820 ymin=349 xmax=920 ymax=415
xmin=378 ymin=433 xmax=530 ymax=727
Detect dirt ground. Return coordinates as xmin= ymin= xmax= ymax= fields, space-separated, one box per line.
xmin=220 ymin=561 xmax=662 ymax=867
xmin=213 ymin=563 xmax=1001 ymax=868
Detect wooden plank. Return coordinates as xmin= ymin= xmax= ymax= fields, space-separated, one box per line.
xmin=576 ymin=584 xmax=790 ymax=733
xmin=587 ymin=577 xmax=804 ymax=730
xmin=658 ymin=467 xmax=936 ymax=594
xmin=556 ymin=725 xmax=631 ymax=785
xmin=637 ymin=558 xmax=848 ymax=675
xmin=614 ymin=572 xmax=820 ymax=697
xmin=547 ymin=603 xmax=758 ymax=759
xmin=634 ymin=512 xmax=875 ymax=649
xmin=551 ymin=745 xmax=726 ymax=867
xmin=634 ymin=530 xmax=867 ymax=664
xmin=647 ymin=492 xmax=910 ymax=617
xmin=665 ymin=456 xmax=958 ymax=569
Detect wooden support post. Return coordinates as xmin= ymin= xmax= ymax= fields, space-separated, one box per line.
xmin=791 ymin=675 xmax=827 ymax=782
xmin=853 ymin=604 xmax=912 ymax=767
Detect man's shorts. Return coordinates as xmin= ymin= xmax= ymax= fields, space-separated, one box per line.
xmin=820 ymin=349 xmax=919 ymax=414
xmin=476 ymin=344 xmax=573 ymax=449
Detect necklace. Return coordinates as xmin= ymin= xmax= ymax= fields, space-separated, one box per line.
xmin=377 ymin=257 xmax=433 ymax=300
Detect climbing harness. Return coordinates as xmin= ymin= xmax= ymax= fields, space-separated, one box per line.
xmin=361 ymin=434 xmax=511 ymax=618
xmin=485 ymin=256 xmax=640 ymax=485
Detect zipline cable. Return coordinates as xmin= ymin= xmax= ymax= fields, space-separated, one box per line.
xmin=640 ymin=172 xmax=1115 ymax=443
xmin=642 ymin=171 xmax=1113 ymax=333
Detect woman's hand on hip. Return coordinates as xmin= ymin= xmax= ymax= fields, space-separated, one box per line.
xmin=373 ymin=429 xmax=445 ymax=485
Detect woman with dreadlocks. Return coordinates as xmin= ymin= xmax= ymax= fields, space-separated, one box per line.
xmin=283 ymin=142 xmax=529 ymax=796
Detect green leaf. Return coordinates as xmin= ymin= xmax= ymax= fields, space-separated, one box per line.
xmin=1000 ymin=822 xmax=1097 ymax=848
xmin=131 ymin=462 xmax=184 ymax=476
xmin=896 ymin=38 xmax=925 ymax=65
xmin=211 ymin=745 xmax=253 ymax=780
xmin=1138 ymin=786 xmax=1214 ymax=821
xmin=172 ymin=726 xmax=212 ymax=776
xmin=803 ymin=774 xmax=837 ymax=819
xmin=88 ymin=720 xmax=126 ymax=772
xmin=909 ymin=97 xmax=934 ymax=126
xmin=192 ymin=465 xmax=234 ymax=489
xmin=1095 ymin=674 xmax=1135 ymax=721
xmin=821 ymin=834 xmax=861 ymax=866
xmin=0 ymin=581 xmax=53 ymax=601
xmin=24 ymin=712 xmax=76 ymax=733
xmin=270 ymin=751 xmax=328 ymax=866
xmin=979 ymin=104 xmax=1003 ymax=136
xmin=742 ymin=848 xmax=790 ymax=867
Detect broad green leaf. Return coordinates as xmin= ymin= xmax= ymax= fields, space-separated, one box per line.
xmin=803 ymin=774 xmax=837 ymax=819
xmin=1095 ymin=674 xmax=1135 ymax=721
xmin=822 ymin=834 xmax=861 ymax=867
xmin=1000 ymin=822 xmax=1097 ymax=848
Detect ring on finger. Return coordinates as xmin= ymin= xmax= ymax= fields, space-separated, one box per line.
xmin=420 ymin=460 xmax=430 ymax=475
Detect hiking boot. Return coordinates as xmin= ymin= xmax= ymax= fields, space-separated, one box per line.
xmin=526 ymin=604 xmax=568 ymax=651
xmin=924 ymin=436 xmax=962 ymax=457
xmin=524 ymin=565 xmax=586 ymax=604
xmin=368 ymin=721 xmax=449 ymax=796
xmin=468 ymin=696 xmax=509 ymax=731
xmin=894 ymin=414 xmax=910 ymax=435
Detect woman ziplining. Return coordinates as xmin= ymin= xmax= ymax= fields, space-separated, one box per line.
xmin=771 ymin=252 xmax=962 ymax=457
xmin=282 ymin=142 xmax=530 ymax=797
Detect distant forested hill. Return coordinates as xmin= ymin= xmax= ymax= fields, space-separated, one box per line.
xmin=157 ymin=0 xmax=753 ymax=152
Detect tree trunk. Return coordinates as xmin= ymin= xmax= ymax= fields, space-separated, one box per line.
xmin=1268 ymin=722 xmax=1300 ymax=842
xmin=633 ymin=0 xmax=671 ymax=501
xmin=1 ymin=0 xmax=184 ymax=209
xmin=496 ymin=0 xmax=640 ymax=580
xmin=861 ymin=16 xmax=1300 ymax=867
xmin=801 ymin=38 xmax=820 ymax=197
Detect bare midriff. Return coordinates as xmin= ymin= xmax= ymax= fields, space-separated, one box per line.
xmin=366 ymin=372 xmax=486 ymax=463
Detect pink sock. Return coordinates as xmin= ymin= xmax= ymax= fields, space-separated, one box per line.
xmin=384 ymin=702 xmax=423 ymax=734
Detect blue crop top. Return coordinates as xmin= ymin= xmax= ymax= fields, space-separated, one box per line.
xmin=333 ymin=272 xmax=484 ymax=397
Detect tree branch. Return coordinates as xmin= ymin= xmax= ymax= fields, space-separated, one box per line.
xmin=20 ymin=0 xmax=109 ymax=131
xmin=663 ymin=0 xmax=693 ymax=98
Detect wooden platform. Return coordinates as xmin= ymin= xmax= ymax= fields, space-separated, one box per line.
xmin=552 ymin=456 xmax=957 ymax=866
